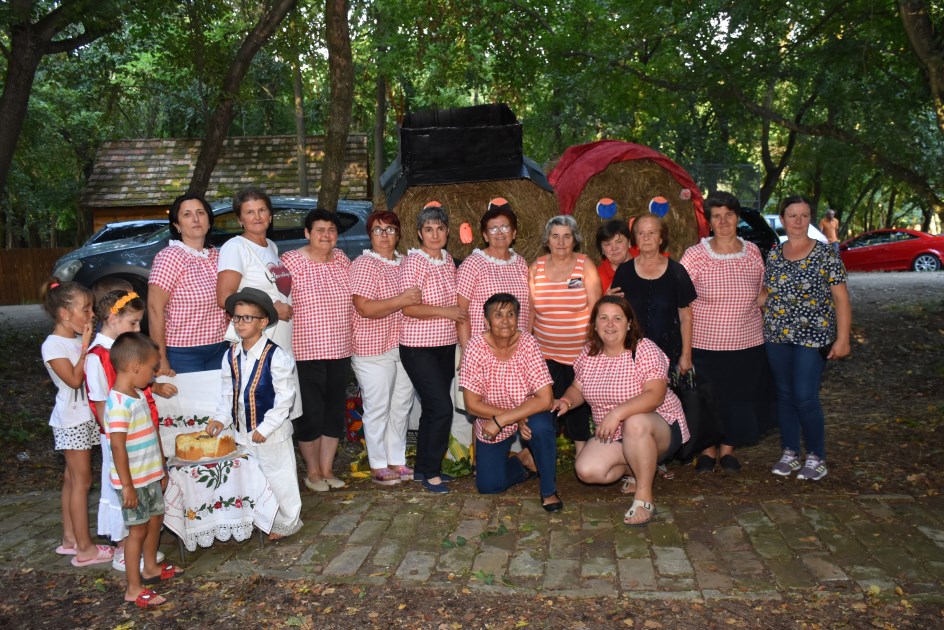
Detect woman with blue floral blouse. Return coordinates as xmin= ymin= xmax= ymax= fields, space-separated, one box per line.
xmin=761 ymin=195 xmax=852 ymax=482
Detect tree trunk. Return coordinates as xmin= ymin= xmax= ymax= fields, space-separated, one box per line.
xmin=293 ymin=60 xmax=308 ymax=196
xmin=884 ymin=187 xmax=898 ymax=227
xmin=0 ymin=27 xmax=42 ymax=216
xmin=0 ymin=1 xmax=118 ymax=245
xmin=373 ymin=73 xmax=387 ymax=205
xmin=900 ymin=1 xmax=944 ymax=136
xmin=318 ymin=0 xmax=354 ymax=212
xmin=187 ymin=0 xmax=298 ymax=196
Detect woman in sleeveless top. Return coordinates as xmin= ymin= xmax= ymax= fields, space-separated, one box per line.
xmin=529 ymin=215 xmax=601 ymax=455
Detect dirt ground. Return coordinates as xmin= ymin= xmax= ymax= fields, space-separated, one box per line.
xmin=0 ymin=271 xmax=941 ymax=627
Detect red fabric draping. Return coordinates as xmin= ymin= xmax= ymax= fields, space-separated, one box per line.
xmin=548 ymin=140 xmax=709 ymax=238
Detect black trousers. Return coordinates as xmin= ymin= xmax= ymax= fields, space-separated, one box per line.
xmin=400 ymin=343 xmax=456 ymax=477
xmin=546 ymin=358 xmax=592 ymax=442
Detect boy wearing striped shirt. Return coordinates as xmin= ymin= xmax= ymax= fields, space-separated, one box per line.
xmin=105 ymin=332 xmax=182 ymax=609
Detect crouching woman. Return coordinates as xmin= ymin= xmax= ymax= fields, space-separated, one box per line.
xmin=459 ymin=293 xmax=563 ymax=512
xmin=558 ymin=296 xmax=689 ymax=526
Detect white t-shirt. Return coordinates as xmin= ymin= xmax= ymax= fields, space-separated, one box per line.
xmin=41 ymin=334 xmax=94 ymax=429
xmin=86 ymin=333 xmax=115 ymax=403
xmin=217 ymin=235 xmax=294 ymax=351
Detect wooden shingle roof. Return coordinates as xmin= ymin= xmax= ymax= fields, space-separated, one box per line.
xmin=81 ymin=134 xmax=368 ymax=207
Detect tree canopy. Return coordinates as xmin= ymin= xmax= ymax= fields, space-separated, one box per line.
xmin=1 ymin=0 xmax=942 ymax=247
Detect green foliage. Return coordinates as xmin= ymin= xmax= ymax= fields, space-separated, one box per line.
xmin=5 ymin=0 xmax=944 ymax=239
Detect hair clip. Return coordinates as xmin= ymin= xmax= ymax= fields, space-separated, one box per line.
xmin=111 ymin=292 xmax=139 ymax=314
xmin=50 ymin=282 xmax=60 ymax=289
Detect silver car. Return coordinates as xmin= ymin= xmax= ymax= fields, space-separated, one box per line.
xmin=53 ymin=197 xmax=374 ymax=297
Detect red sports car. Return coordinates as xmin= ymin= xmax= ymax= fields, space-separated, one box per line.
xmin=840 ymin=228 xmax=944 ymax=272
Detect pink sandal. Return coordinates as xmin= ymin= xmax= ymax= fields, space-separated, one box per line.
xmin=71 ymin=544 xmax=114 ymax=567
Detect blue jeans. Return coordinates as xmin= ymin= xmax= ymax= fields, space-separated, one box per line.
xmin=166 ymin=342 xmax=229 ymax=373
xmin=400 ymin=344 xmax=456 ymax=478
xmin=765 ymin=343 xmax=827 ymax=458
xmin=475 ymin=411 xmax=557 ymax=498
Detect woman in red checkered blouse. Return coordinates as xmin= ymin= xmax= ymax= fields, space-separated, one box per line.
xmin=399 ymin=202 xmax=468 ymax=494
xmin=558 ymin=296 xmax=689 ymax=527
xmin=281 ymin=208 xmax=353 ymax=493
xmin=459 ymin=293 xmax=562 ymax=511
xmin=148 ymin=194 xmax=229 ymax=374
xmin=456 ymin=198 xmax=531 ymax=349
xmin=350 ymin=211 xmax=422 ymax=487
xmin=680 ymin=191 xmax=774 ymax=475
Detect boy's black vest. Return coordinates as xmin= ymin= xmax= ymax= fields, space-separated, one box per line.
xmin=227 ymin=339 xmax=277 ymax=432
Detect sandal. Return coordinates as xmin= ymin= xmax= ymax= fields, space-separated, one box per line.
xmin=142 ymin=563 xmax=184 ymax=585
xmin=55 ymin=544 xmax=77 ymax=556
xmin=126 ymin=588 xmax=166 ymax=609
xmin=658 ymin=463 xmax=675 ymax=480
xmin=620 ymin=476 xmax=637 ymax=495
xmin=371 ymin=468 xmax=400 ymax=486
xmin=71 ymin=544 xmax=114 ymax=567
xmin=623 ymin=499 xmax=655 ymax=527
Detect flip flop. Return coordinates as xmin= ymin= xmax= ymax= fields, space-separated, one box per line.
xmin=71 ymin=545 xmax=114 ymax=567
xmin=55 ymin=545 xmax=77 ymax=556
xmin=142 ymin=563 xmax=184 ymax=584
xmin=623 ymin=499 xmax=655 ymax=527
xmin=620 ymin=476 xmax=637 ymax=495
xmin=126 ymin=588 xmax=166 ymax=609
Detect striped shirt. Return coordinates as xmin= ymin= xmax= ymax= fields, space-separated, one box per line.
xmin=531 ymin=254 xmax=592 ymax=365
xmin=105 ymin=390 xmax=165 ymax=490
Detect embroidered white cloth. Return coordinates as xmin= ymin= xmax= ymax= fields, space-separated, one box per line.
xmin=163 ymin=454 xmax=278 ymax=551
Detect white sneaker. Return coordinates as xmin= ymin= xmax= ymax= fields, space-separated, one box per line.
xmin=112 ymin=548 xmax=165 ymax=572
xmin=112 ymin=547 xmax=125 ymax=572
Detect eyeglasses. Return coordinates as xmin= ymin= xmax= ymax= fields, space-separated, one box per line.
xmin=370 ymin=226 xmax=399 ymax=236
xmin=486 ymin=225 xmax=513 ymax=234
xmin=231 ymin=314 xmax=266 ymax=324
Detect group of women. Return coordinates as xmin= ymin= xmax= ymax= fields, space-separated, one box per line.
xmin=147 ymin=186 xmax=850 ymax=526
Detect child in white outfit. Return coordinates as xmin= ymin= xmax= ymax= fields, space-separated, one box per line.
xmin=207 ymin=288 xmax=303 ymax=539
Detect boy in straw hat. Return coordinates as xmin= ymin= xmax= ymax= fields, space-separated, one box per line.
xmin=207 ymin=287 xmax=302 ymax=539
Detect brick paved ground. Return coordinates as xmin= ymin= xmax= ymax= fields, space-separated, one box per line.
xmin=5 ymin=483 xmax=943 ymax=604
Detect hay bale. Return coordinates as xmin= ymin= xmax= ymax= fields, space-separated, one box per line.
xmin=570 ymin=159 xmax=698 ymax=261
xmin=386 ymin=180 xmax=558 ymax=262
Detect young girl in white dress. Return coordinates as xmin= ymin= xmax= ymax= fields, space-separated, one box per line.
xmin=86 ymin=290 xmax=175 ymax=570
xmin=41 ymin=279 xmax=114 ymax=567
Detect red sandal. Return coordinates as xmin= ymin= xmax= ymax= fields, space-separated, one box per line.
xmin=142 ymin=563 xmax=184 ymax=585
xmin=127 ymin=588 xmax=166 ymax=608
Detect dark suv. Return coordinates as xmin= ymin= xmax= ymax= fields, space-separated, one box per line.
xmin=52 ymin=197 xmax=374 ymax=297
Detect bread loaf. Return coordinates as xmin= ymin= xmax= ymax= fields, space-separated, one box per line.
xmin=175 ymin=432 xmax=236 ymax=461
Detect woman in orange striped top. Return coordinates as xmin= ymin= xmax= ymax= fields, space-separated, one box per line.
xmin=529 ymin=215 xmax=602 ymax=455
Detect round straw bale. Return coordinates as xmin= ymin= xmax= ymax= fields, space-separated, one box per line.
xmin=568 ymin=159 xmax=699 ymax=261
xmin=387 ymin=180 xmax=559 ymax=262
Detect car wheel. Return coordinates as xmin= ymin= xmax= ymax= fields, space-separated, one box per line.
xmin=912 ymin=254 xmax=941 ymax=272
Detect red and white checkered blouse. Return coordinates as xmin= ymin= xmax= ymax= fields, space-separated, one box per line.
xmin=680 ymin=238 xmax=765 ymax=351
xmin=399 ymin=249 xmax=458 ymax=347
xmin=459 ymin=332 xmax=553 ymax=443
xmin=351 ymin=249 xmax=404 ymax=357
xmin=281 ymin=248 xmax=353 ymax=360
xmin=148 ymin=242 xmax=228 ymax=347
xmin=573 ymin=339 xmax=689 ymax=443
xmin=457 ymin=249 xmax=531 ymax=337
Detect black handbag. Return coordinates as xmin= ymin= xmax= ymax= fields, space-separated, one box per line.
xmin=671 ymin=366 xmax=724 ymax=462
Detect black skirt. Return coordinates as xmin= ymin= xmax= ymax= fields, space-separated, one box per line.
xmin=691 ymin=345 xmax=777 ymax=448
